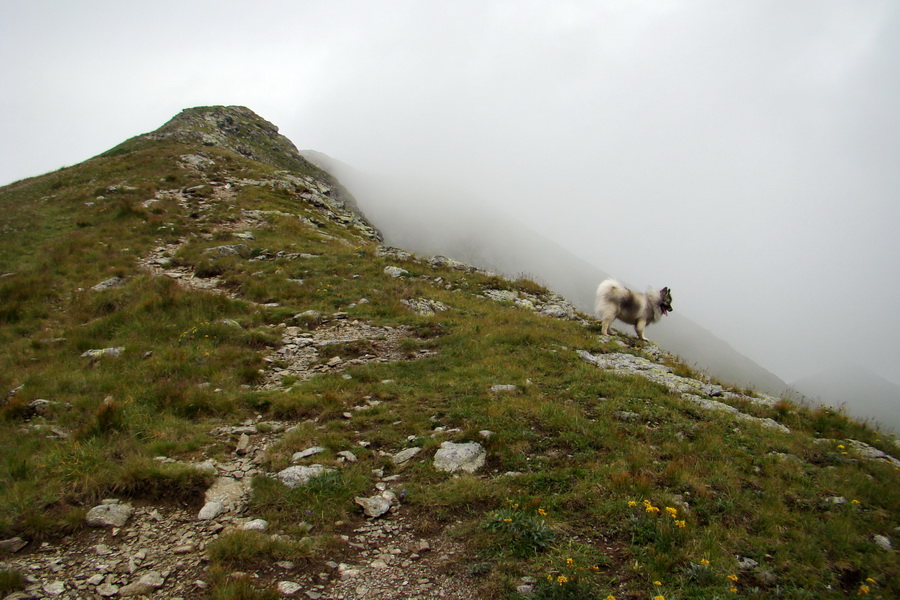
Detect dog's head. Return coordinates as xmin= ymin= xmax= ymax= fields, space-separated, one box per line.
xmin=659 ymin=287 xmax=673 ymax=315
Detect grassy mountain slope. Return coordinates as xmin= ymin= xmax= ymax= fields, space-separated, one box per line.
xmin=1 ymin=106 xmax=898 ymax=600
xmin=297 ymin=152 xmax=789 ymax=396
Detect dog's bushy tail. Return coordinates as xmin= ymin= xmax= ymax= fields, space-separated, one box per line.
xmin=595 ymin=279 xmax=628 ymax=316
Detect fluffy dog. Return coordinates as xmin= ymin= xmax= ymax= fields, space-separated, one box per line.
xmin=595 ymin=279 xmax=672 ymax=340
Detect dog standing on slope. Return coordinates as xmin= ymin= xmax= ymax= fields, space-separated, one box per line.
xmin=595 ymin=279 xmax=673 ymax=340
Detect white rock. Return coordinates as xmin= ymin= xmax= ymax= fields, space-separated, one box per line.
xmin=874 ymin=534 xmax=892 ymax=551
xmin=277 ymin=580 xmax=303 ymax=597
xmin=242 ymin=518 xmax=269 ymax=532
xmin=355 ymin=495 xmax=393 ymax=518
xmin=197 ymin=501 xmax=225 ymax=520
xmin=337 ymin=450 xmax=358 ymax=462
xmin=392 ymin=447 xmax=421 ymax=465
xmin=43 ymin=581 xmax=66 ymax=596
xmin=384 ymin=266 xmax=409 ymax=278
xmin=433 ymin=441 xmax=486 ymax=473
xmin=292 ymin=446 xmax=326 ymax=461
xmin=277 ymin=465 xmax=333 ymax=488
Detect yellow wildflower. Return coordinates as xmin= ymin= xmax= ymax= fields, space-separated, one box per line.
xmin=665 ymin=506 xmax=678 ymax=516
xmin=727 ymin=574 xmax=739 ymax=582
xmin=858 ymin=584 xmax=870 ymax=595
xmin=729 ymin=586 xmax=738 ymax=593
xmin=675 ymin=520 xmax=686 ymax=528
xmin=838 ymin=444 xmax=846 ymax=449
xmin=646 ymin=505 xmax=660 ymax=514
xmin=556 ymin=575 xmax=568 ymax=585
xmin=865 ymin=578 xmax=876 ymax=584
xmin=700 ymin=559 xmax=710 ymax=566
xmin=653 ymin=580 xmax=662 ymax=586
xmin=628 ymin=500 xmax=637 ymax=507
xmin=654 ymin=596 xmax=666 ymax=600
xmin=538 ymin=508 xmax=548 ymax=516
xmin=851 ymin=499 xmax=860 ymax=505
xmin=604 ymin=596 xmax=616 ymax=600
xmin=503 ymin=518 xmax=512 ymax=523
xmin=566 ymin=558 xmax=574 ymax=566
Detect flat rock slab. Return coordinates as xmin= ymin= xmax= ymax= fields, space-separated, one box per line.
xmin=85 ymin=503 xmax=133 ymax=528
xmin=433 ymin=441 xmax=486 ymax=473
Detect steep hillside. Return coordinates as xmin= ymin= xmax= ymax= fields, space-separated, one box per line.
xmin=296 ymin=153 xmax=788 ymax=396
xmin=0 ymin=106 xmax=898 ymax=600
xmin=793 ymin=365 xmax=900 ymax=434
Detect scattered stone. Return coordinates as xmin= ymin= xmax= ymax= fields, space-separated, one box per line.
xmin=337 ymin=450 xmax=358 ymax=462
xmin=401 ymin=298 xmax=449 ymax=316
xmin=97 ymin=582 xmax=119 ymax=597
xmin=81 ymin=347 xmax=125 ymax=360
xmin=874 ymin=535 xmax=892 ymax=551
xmin=392 ymin=447 xmax=421 ymax=465
xmin=384 ymin=266 xmax=409 ymax=278
xmin=203 ymin=244 xmax=249 ymax=258
xmin=292 ymin=446 xmax=326 ymax=461
xmin=277 ymin=465 xmax=333 ymax=488
xmin=355 ymin=494 xmax=393 ymax=518
xmin=433 ymin=441 xmax=486 ymax=473
xmin=242 ymin=519 xmax=269 ymax=532
xmin=277 ymin=581 xmax=303 ymax=597
xmin=85 ymin=502 xmax=133 ymax=527
xmin=490 ymin=384 xmax=519 ymax=394
xmin=198 ymin=501 xmax=225 ymax=520
xmin=91 ymin=276 xmax=125 ymax=291
xmin=235 ymin=433 xmax=251 ymax=455
xmin=825 ymin=496 xmax=847 ymax=505
xmin=42 ymin=581 xmax=66 ymax=596
xmin=737 ymin=556 xmax=759 ymax=569
xmin=0 ymin=536 xmax=27 ymax=553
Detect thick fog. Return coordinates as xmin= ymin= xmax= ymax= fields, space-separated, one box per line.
xmin=2 ymin=1 xmax=899 ymax=393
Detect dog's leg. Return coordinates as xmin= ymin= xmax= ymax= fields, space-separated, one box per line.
xmin=601 ymin=319 xmax=611 ymax=336
xmin=635 ymin=319 xmax=647 ymax=340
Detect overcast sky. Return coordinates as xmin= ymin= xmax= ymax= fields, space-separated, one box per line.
xmin=2 ymin=0 xmax=899 ymax=386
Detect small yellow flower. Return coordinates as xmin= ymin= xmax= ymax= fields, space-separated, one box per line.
xmin=654 ymin=596 xmax=665 ymax=600
xmin=665 ymin=506 xmax=678 ymax=516
xmin=628 ymin=500 xmax=637 ymax=507
xmin=566 ymin=558 xmax=574 ymax=566
xmin=537 ymin=508 xmax=547 ymax=516
xmin=675 ymin=520 xmax=686 ymax=528
xmin=865 ymin=577 xmax=876 ymax=584
xmin=729 ymin=586 xmax=738 ymax=593
xmin=646 ymin=505 xmax=660 ymax=514
xmin=838 ymin=444 xmax=846 ymax=449
xmin=604 ymin=596 xmax=616 ymax=600
xmin=858 ymin=584 xmax=870 ymax=595
xmin=727 ymin=574 xmax=739 ymax=582
xmin=503 ymin=518 xmax=512 ymax=523
xmin=556 ymin=575 xmax=568 ymax=585
xmin=700 ymin=559 xmax=710 ymax=566
xmin=653 ymin=580 xmax=662 ymax=586
xmin=589 ymin=565 xmax=600 ymax=571
xmin=851 ymin=499 xmax=860 ymax=505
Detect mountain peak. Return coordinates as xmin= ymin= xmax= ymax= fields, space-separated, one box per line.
xmin=141 ymin=105 xmax=307 ymax=173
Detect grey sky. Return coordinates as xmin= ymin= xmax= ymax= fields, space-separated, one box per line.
xmin=2 ymin=0 xmax=898 ymax=385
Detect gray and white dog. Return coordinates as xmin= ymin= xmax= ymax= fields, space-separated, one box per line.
xmin=595 ymin=279 xmax=673 ymax=340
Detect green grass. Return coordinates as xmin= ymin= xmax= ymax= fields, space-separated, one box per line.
xmin=1 ymin=108 xmax=897 ymax=599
